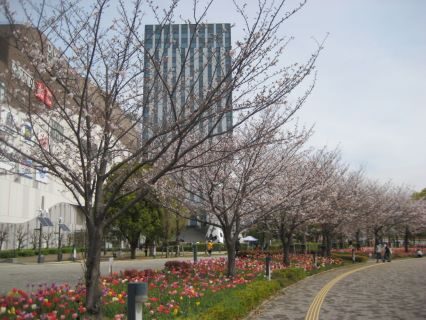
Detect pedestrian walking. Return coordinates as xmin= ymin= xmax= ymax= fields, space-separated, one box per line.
xmin=375 ymin=243 xmax=382 ymax=263
xmin=384 ymin=243 xmax=392 ymax=262
xmin=207 ymin=240 xmax=213 ymax=256
xmin=351 ymin=245 xmax=356 ymax=263
xmin=235 ymin=239 xmax=241 ymax=256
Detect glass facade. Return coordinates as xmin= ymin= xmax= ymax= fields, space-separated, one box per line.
xmin=143 ymin=23 xmax=232 ymax=139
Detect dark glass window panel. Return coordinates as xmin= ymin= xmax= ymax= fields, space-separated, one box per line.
xmin=154 ymin=25 xmax=162 ymax=47
xmin=216 ymin=24 xmax=223 ymax=48
xmin=145 ymin=25 xmax=153 ymax=48
xmin=207 ymin=24 xmax=214 ymax=47
xmin=181 ymin=24 xmax=188 ymax=48
xmin=199 ymin=25 xmax=205 ymax=48
xmin=224 ymin=24 xmax=231 ymax=48
xmin=172 ymin=25 xmax=179 ymax=48
xmin=164 ymin=25 xmax=170 ymax=48
xmin=189 ymin=24 xmax=197 ymax=48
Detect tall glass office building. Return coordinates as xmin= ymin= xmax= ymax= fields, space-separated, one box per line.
xmin=142 ymin=24 xmax=233 ymax=140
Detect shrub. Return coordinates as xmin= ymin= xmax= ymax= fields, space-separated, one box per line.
xmin=17 ymin=249 xmax=36 ymax=257
xmin=331 ymin=252 xmax=368 ymax=263
xmin=271 ymin=267 xmax=306 ymax=287
xmin=0 ymin=250 xmax=15 ymax=259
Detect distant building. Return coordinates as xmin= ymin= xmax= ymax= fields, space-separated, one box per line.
xmin=142 ymin=24 xmax=233 ymax=240
xmin=142 ymin=23 xmax=233 ymax=141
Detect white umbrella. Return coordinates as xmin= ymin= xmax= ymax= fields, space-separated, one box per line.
xmin=241 ymin=236 xmax=258 ymax=242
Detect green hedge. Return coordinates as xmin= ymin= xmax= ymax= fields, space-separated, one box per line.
xmin=0 ymin=247 xmax=80 ymax=259
xmin=331 ymin=252 xmax=368 ymax=263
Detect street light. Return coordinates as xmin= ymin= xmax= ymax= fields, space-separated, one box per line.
xmin=36 ymin=209 xmax=52 ymax=263
xmin=56 ymin=218 xmax=70 ymax=262
xmin=57 ymin=217 xmax=63 ymax=262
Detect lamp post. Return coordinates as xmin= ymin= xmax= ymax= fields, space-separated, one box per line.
xmin=57 ymin=217 xmax=63 ymax=262
xmin=36 ymin=209 xmax=45 ymax=264
xmin=127 ymin=282 xmax=148 ymax=320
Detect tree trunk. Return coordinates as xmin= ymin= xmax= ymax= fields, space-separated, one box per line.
xmin=130 ymin=241 xmax=137 ymax=259
xmin=279 ymin=224 xmax=292 ymax=266
xmin=355 ymin=229 xmax=361 ymax=249
xmin=404 ymin=225 xmax=409 ymax=253
xmin=322 ymin=225 xmax=332 ymax=257
xmin=282 ymin=237 xmax=291 ymax=266
xmin=225 ymin=239 xmax=236 ymax=277
xmin=85 ymin=222 xmax=104 ymax=316
xmin=325 ymin=232 xmax=332 ymax=257
xmin=223 ymin=227 xmax=237 ymax=277
xmin=374 ymin=228 xmax=380 ymax=249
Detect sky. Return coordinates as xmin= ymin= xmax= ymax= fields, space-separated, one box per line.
xmin=4 ymin=0 xmax=426 ymax=191
xmin=284 ymin=0 xmax=426 ymax=191
xmin=182 ymin=0 xmax=426 ymax=191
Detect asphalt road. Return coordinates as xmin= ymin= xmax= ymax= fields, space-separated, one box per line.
xmin=248 ymin=257 xmax=426 ymax=320
xmin=0 ymin=255 xmax=210 ymax=294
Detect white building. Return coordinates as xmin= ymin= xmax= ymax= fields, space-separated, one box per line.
xmin=0 ymin=25 xmax=85 ymax=250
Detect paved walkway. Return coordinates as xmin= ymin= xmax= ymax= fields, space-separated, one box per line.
xmin=247 ymin=258 xmax=426 ymax=320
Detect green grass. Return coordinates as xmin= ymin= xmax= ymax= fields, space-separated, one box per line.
xmin=181 ymin=266 xmax=336 ymax=320
xmin=180 ymin=277 xmax=281 ymax=320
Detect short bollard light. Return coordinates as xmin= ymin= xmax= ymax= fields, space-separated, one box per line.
xmin=312 ymin=251 xmax=318 ymax=268
xmin=127 ymin=282 xmax=148 ymax=320
xmin=192 ymin=242 xmax=198 ymax=263
xmin=265 ymin=255 xmax=272 ymax=281
xmin=108 ymin=257 xmax=114 ymax=276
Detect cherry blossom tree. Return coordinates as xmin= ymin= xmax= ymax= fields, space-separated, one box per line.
xmin=267 ymin=148 xmax=342 ymax=265
xmin=0 ymin=0 xmax=321 ymax=314
xmin=361 ymin=182 xmax=416 ymax=249
xmin=176 ymin=110 xmax=311 ymax=276
xmin=315 ymin=164 xmax=364 ymax=256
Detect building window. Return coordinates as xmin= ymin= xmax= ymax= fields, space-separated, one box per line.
xmin=145 ymin=25 xmax=153 ymax=49
xmin=172 ymin=25 xmax=179 ymax=48
xmin=50 ymin=120 xmax=64 ymax=142
xmin=224 ymin=23 xmax=231 ymax=48
xmin=154 ymin=25 xmax=162 ymax=48
xmin=163 ymin=25 xmax=170 ymax=48
xmin=199 ymin=25 xmax=205 ymax=48
xmin=216 ymin=24 xmax=223 ymax=48
xmin=207 ymin=24 xmax=214 ymax=47
xmin=181 ymin=24 xmax=188 ymax=48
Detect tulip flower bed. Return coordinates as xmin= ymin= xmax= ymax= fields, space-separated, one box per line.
xmin=0 ymin=254 xmax=343 ymax=319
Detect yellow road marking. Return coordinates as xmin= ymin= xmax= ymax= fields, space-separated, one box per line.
xmin=305 ymin=264 xmax=383 ymax=320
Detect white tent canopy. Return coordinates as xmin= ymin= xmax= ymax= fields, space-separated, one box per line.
xmin=241 ymin=235 xmax=258 ymax=242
